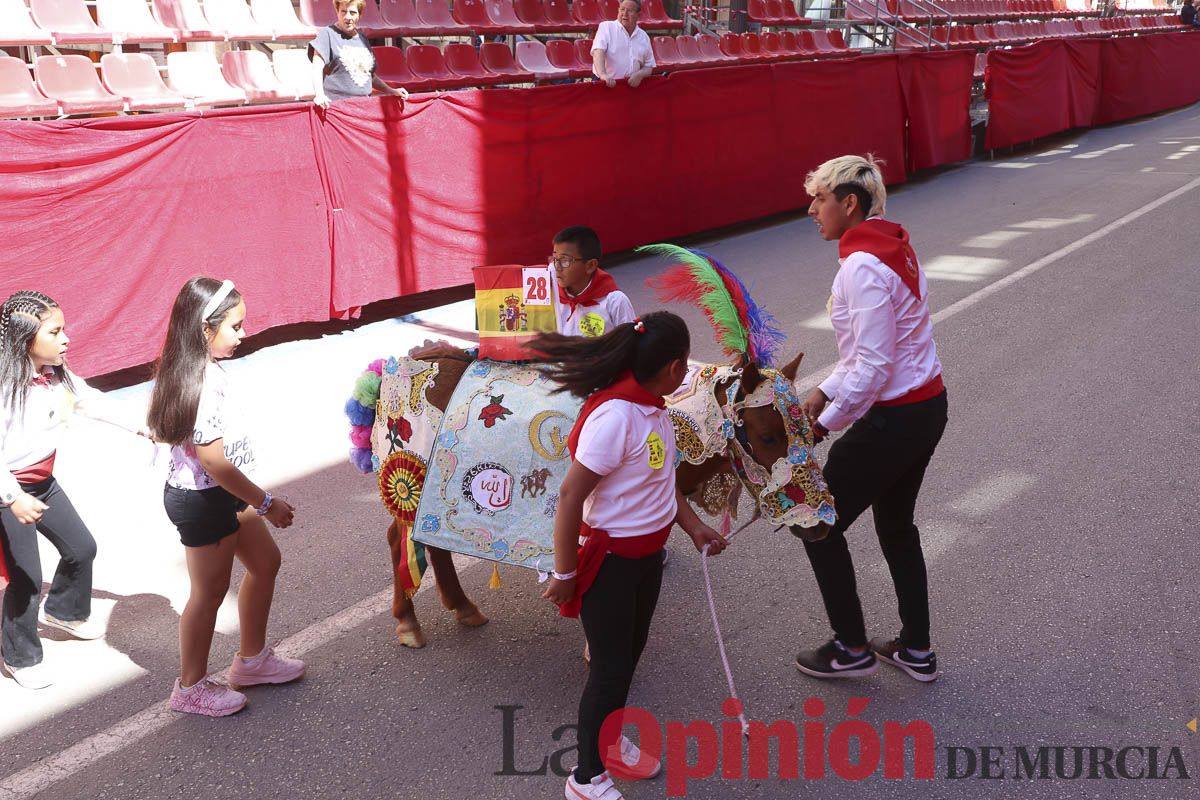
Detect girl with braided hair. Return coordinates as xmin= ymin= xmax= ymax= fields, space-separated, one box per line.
xmin=0 ymin=291 xmax=145 ymax=689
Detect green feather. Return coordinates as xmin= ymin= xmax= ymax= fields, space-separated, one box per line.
xmin=638 ymin=243 xmax=749 ymax=355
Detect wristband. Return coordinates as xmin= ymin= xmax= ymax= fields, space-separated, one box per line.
xmin=255 ymin=492 xmax=273 ymax=517
xmin=552 ymin=569 xmax=577 ymax=581
xmin=812 ymin=422 xmax=830 ymax=443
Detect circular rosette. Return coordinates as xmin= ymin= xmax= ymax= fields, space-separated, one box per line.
xmin=378 ymin=452 xmax=428 ymax=526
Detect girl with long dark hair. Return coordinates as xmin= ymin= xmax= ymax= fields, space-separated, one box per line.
xmin=536 ymin=311 xmax=729 ymax=800
xmin=0 ymin=291 xmax=144 ymax=689
xmin=148 ymin=277 xmax=300 ymax=717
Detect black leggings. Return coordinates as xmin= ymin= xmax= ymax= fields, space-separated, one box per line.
xmin=0 ymin=477 xmax=96 ymax=668
xmin=792 ymin=392 xmax=948 ymax=651
xmin=575 ymin=550 xmax=664 ymax=783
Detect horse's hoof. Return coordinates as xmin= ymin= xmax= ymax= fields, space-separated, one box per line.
xmin=791 ymin=522 xmax=831 ymax=543
xmin=396 ymin=624 xmax=427 ymax=649
xmin=454 ymin=605 xmax=489 ymax=628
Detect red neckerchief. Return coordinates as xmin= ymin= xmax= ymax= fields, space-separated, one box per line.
xmin=839 ymin=219 xmax=923 ymax=299
xmin=557 ymin=269 xmax=620 ymax=314
xmin=31 ymin=371 xmax=52 ymax=388
xmin=566 ymin=370 xmax=665 ymax=458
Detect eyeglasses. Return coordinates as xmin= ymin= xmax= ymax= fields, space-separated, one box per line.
xmin=549 ymin=255 xmax=585 ymax=269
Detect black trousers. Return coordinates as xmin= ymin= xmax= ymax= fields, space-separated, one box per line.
xmin=792 ymin=392 xmax=948 ymax=651
xmin=575 ymin=550 xmax=664 ymax=783
xmin=0 ymin=477 xmax=96 ymax=668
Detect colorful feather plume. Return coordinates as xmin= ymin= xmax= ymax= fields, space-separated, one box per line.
xmin=640 ymin=243 xmax=784 ymax=366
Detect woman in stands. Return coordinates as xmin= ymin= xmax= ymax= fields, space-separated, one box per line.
xmin=309 ymin=0 xmax=409 ymax=109
xmin=148 ymin=278 xmax=301 ymax=717
xmin=0 ymin=292 xmax=145 ymax=690
xmin=536 ymin=312 xmax=727 ymax=800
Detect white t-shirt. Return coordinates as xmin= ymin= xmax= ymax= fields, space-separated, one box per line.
xmin=167 ymin=362 xmax=257 ymax=491
xmin=556 ymin=290 xmax=636 ymax=338
xmin=591 ymin=20 xmax=656 ymax=80
xmin=574 ymin=399 xmax=677 ymax=537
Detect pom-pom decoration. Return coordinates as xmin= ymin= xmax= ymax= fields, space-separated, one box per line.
xmin=345 ymin=361 xmax=385 ymax=474
xmin=640 ymin=244 xmax=784 ymax=367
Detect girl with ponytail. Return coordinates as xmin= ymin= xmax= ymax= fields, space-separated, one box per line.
xmin=534 ymin=310 xmax=729 ymax=800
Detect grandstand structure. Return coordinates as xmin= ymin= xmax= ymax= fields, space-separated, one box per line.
xmin=0 ymin=0 xmax=1192 ymax=117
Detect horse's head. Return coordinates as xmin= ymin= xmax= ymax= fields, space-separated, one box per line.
xmin=721 ymin=352 xmax=837 ymax=536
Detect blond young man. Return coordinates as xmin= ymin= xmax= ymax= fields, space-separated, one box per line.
xmin=793 ymin=155 xmax=948 ymax=683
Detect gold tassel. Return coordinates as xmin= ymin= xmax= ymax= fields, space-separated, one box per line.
xmin=489 ymin=563 xmax=502 ymax=589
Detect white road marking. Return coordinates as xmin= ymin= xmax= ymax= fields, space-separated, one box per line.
xmin=5 ymin=170 xmax=1200 ymax=800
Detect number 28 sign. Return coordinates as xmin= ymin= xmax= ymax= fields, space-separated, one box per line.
xmin=522 ymin=267 xmax=553 ymax=306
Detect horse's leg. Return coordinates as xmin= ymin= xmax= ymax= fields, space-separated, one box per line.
xmin=387 ymin=519 xmax=426 ymax=648
xmin=426 ymin=546 xmax=489 ymax=627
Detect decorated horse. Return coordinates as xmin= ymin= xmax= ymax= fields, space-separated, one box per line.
xmin=345 ymin=246 xmax=836 ymax=648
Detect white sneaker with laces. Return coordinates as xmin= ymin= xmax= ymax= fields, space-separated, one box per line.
xmin=565 ymin=770 xmax=623 ymax=799
xmin=3 ymin=660 xmax=54 ymax=689
xmin=614 ymin=735 xmax=661 ymax=779
xmin=40 ymin=611 xmax=106 ymax=640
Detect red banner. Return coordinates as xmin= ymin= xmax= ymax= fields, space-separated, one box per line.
xmin=987 ymin=32 xmax=1200 ymax=150
xmin=0 ymin=53 xmax=971 ymax=376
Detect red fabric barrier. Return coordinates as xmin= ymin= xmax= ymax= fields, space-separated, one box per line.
xmin=1096 ymin=33 xmax=1200 ymax=124
xmin=985 ymin=41 xmax=1073 ymax=149
xmin=987 ymin=32 xmax=1200 ymax=150
xmin=0 ymin=105 xmax=333 ymax=375
xmin=0 ymin=53 xmax=969 ymax=376
xmin=898 ymin=50 xmax=975 ymax=173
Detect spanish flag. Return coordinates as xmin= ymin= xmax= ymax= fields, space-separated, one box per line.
xmin=395 ymin=523 xmax=428 ymax=599
xmin=474 ymin=264 xmax=559 ymax=361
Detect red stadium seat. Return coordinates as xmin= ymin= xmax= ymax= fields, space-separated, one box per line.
xmin=96 ymin=0 xmax=178 ymax=43
xmin=444 ymin=42 xmax=507 ymax=85
xmin=249 ymin=0 xmax=316 ymax=39
xmin=573 ymin=0 xmax=605 ymax=25
xmin=372 ymin=44 xmax=432 ymax=91
xmin=651 ymin=35 xmax=684 ymax=69
xmin=777 ymin=0 xmax=808 ymax=25
xmin=761 ymin=30 xmax=796 ymax=59
xmin=777 ymin=29 xmax=809 ymax=56
xmin=0 ymin=55 xmax=59 ymax=116
xmin=272 ymin=47 xmax=317 ymax=99
xmin=414 ymin=0 xmax=468 ymax=34
xmin=377 ymin=0 xmax=433 ymax=35
xmin=575 ymin=38 xmax=595 ymax=72
xmin=697 ymin=32 xmax=736 ymax=62
xmin=453 ymin=0 xmax=505 ymax=32
xmin=515 ymin=39 xmax=569 ymax=79
xmin=718 ymin=31 xmax=748 ymax=60
xmin=677 ymin=33 xmax=719 ymax=64
xmin=201 ymin=0 xmax=274 ymax=39
xmin=546 ymin=38 xmax=592 ymax=76
xmin=101 ymin=51 xmax=185 ymax=109
xmin=600 ymin=0 xmax=617 ymax=19
xmin=479 ymin=40 xmax=535 ymax=81
xmin=484 ymin=0 xmax=536 ymax=32
xmin=543 ymin=0 xmax=589 ymax=31
xmin=30 ymin=0 xmax=114 ymax=44
xmin=166 ymin=50 xmax=246 ymax=105
xmin=407 ymin=44 xmax=467 ymax=89
xmin=513 ymin=0 xmax=551 ymax=29
xmin=640 ymin=0 xmax=682 ymax=29
xmin=739 ymin=32 xmax=776 ymax=60
xmin=35 ymin=54 xmax=125 ymax=113
xmin=222 ymin=49 xmax=296 ymax=101
xmin=747 ymin=0 xmax=782 ymax=25
xmin=153 ymin=0 xmax=226 ymax=40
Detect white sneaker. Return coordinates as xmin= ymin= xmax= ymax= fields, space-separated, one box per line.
xmin=614 ymin=735 xmax=661 ymax=779
xmin=3 ymin=661 xmax=54 ymax=689
xmin=40 ymin=612 xmax=106 ymax=640
xmin=565 ymin=771 xmax=623 ymax=800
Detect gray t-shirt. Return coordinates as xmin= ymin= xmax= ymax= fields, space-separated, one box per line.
xmin=309 ymin=25 xmax=376 ymax=101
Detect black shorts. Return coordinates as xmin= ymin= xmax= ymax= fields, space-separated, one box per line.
xmin=163 ymin=483 xmax=249 ymax=548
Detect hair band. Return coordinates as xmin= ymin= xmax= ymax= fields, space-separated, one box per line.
xmin=633 ymin=319 xmax=645 ymax=333
xmin=201 ymin=280 xmax=236 ymax=322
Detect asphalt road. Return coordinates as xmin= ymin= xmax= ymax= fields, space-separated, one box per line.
xmin=2 ymin=104 xmax=1199 ymax=800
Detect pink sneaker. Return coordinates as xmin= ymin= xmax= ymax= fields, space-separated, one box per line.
xmin=169 ymin=677 xmax=246 ymax=717
xmin=226 ymin=646 xmax=305 ymax=688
